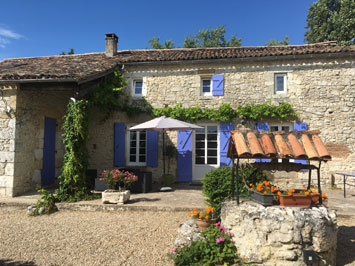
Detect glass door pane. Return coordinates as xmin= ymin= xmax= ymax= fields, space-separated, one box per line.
xmin=195 ymin=126 xmax=206 ymax=165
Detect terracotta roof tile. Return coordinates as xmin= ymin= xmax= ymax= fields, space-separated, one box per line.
xmin=1 ymin=44 xmax=354 ymax=82
xmin=228 ymin=130 xmax=331 ymax=161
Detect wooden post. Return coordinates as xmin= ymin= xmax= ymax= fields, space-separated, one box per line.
xmin=236 ymin=158 xmax=240 ymax=205
xmin=317 ymin=161 xmax=322 ymax=204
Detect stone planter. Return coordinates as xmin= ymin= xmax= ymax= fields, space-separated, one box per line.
xmin=250 ymin=190 xmax=275 ymax=206
xmin=102 ymin=190 xmax=130 ymax=205
xmin=279 ymin=193 xmax=312 ymax=207
xmin=196 ymin=218 xmax=217 ymax=231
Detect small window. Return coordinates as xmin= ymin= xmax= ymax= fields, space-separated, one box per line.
xmin=133 ymin=80 xmax=143 ymax=96
xmin=274 ymin=73 xmax=287 ymax=94
xmin=201 ymin=78 xmax=212 ymax=96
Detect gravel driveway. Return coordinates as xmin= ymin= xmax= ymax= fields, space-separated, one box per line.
xmin=0 ymin=209 xmax=354 ymax=266
xmin=0 ymin=209 xmax=186 ymax=266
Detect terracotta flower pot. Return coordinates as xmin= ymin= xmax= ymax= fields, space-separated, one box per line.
xmin=278 ymin=193 xmax=312 ymax=207
xmin=196 ymin=218 xmax=217 ymax=231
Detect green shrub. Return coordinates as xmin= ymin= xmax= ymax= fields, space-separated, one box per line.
xmin=169 ymin=222 xmax=246 ymax=266
xmin=29 ymin=189 xmax=58 ymax=216
xmin=202 ymin=166 xmax=267 ymax=214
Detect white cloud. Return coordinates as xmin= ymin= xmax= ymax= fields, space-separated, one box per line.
xmin=0 ymin=26 xmax=23 ymax=48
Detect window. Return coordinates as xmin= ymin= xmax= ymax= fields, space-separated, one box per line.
xmin=133 ymin=80 xmax=143 ymax=96
xmin=127 ymin=130 xmax=146 ymax=165
xmin=195 ymin=125 xmax=218 ymax=165
xmin=201 ymin=78 xmax=212 ymax=96
xmin=274 ymin=73 xmax=287 ymax=94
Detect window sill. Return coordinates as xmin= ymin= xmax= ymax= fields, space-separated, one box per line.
xmin=199 ymin=96 xmax=214 ymax=100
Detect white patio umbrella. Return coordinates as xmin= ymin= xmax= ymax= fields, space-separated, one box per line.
xmin=129 ymin=116 xmax=202 ymax=186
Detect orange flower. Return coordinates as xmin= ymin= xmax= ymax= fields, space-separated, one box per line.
xmin=250 ymin=183 xmax=253 ymax=187
xmin=188 ymin=212 xmax=191 ymax=217
xmin=264 ymin=191 xmax=267 ymax=194
xmin=205 ymin=216 xmax=209 ymax=220
xmin=277 ymin=191 xmax=281 ymax=196
xmin=266 ymin=186 xmax=270 ymax=190
xmin=199 ymin=214 xmax=203 ymax=219
xmin=193 ymin=208 xmax=197 ymax=211
xmin=305 ymin=192 xmax=309 ymax=196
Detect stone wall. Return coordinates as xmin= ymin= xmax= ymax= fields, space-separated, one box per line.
xmin=0 ymin=84 xmax=17 ymax=196
xmin=221 ymin=201 xmax=337 ymax=266
xmin=120 ymin=55 xmax=355 ymax=188
xmin=12 ymin=88 xmax=73 ymax=196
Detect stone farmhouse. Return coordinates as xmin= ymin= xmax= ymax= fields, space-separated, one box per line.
xmin=0 ymin=33 xmax=354 ymax=197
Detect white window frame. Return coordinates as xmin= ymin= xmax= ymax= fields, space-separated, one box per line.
xmin=126 ymin=126 xmax=147 ymax=166
xmin=132 ymin=79 xmax=143 ymax=97
xmin=201 ymin=77 xmax=212 ymax=96
xmin=270 ymin=123 xmax=294 ymax=162
xmin=193 ymin=124 xmax=219 ymax=167
xmin=274 ymin=73 xmax=287 ymax=94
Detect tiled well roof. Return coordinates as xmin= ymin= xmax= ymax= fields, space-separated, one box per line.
xmin=0 ymin=44 xmax=354 ymax=82
xmin=228 ymin=130 xmax=331 ymax=162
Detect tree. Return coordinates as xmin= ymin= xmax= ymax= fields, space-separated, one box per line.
xmin=148 ymin=25 xmax=242 ymax=49
xmin=60 ymin=48 xmax=75 ymax=55
xmin=305 ymin=0 xmax=355 ymax=45
xmin=183 ymin=26 xmax=242 ymax=48
xmin=148 ymin=36 xmax=175 ymax=49
xmin=265 ymin=36 xmax=290 ymax=46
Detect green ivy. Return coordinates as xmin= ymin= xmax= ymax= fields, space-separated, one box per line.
xmin=153 ymin=102 xmax=297 ymax=122
xmin=56 ymin=99 xmax=96 ymax=202
xmin=88 ymin=71 xmax=151 ymax=119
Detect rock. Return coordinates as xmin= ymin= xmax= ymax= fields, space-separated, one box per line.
xmin=174 ymin=219 xmax=204 ymax=247
xmin=38 ymin=207 xmax=45 ymax=215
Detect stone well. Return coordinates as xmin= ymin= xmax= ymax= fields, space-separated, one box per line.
xmin=221 ymin=201 xmax=337 ymax=266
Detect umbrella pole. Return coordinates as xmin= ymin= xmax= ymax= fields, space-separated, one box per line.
xmin=163 ymin=129 xmax=166 ymax=183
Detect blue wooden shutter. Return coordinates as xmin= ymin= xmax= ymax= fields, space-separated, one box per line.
xmin=255 ymin=122 xmax=270 ymax=162
xmin=114 ymin=122 xmax=125 ymax=166
xmin=212 ymin=74 xmax=224 ymax=96
xmin=146 ymin=131 xmax=158 ymax=167
xmin=42 ymin=117 xmax=56 ymax=186
xmin=220 ymin=122 xmax=233 ymax=166
xmin=177 ymin=130 xmax=192 ymax=182
xmin=294 ymin=122 xmax=308 ymax=169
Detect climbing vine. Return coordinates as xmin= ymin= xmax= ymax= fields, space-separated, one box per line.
xmin=56 ymin=99 xmax=94 ymax=202
xmin=152 ymin=102 xmax=297 ymax=122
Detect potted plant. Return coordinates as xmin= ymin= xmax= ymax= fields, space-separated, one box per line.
xmin=278 ymin=187 xmax=316 ymax=207
xmin=100 ymin=169 xmax=138 ymax=204
xmin=188 ymin=207 xmax=217 ymax=231
xmin=250 ymin=180 xmax=279 ymax=206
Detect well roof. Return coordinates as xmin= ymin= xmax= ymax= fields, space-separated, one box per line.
xmin=227 ymin=129 xmax=331 ymax=162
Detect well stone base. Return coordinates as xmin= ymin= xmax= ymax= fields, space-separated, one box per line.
xmin=221 ymin=201 xmax=337 ymax=266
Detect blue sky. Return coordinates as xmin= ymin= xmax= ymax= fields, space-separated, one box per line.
xmin=0 ymin=0 xmax=315 ymax=61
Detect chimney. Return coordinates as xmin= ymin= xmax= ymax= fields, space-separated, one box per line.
xmin=105 ymin=33 xmax=118 ymax=57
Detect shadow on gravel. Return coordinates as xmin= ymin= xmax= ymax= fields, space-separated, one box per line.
xmin=0 ymin=260 xmax=37 ymax=266
xmin=337 ymin=225 xmax=355 ymax=266
xmin=130 ymin=198 xmax=161 ymax=203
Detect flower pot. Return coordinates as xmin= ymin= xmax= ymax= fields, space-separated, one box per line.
xmin=310 ymin=193 xmax=320 ymax=204
xmin=196 ymin=218 xmax=217 ymax=232
xmin=250 ymin=191 xmax=275 ymax=206
xmin=102 ymin=190 xmax=130 ymax=205
xmin=278 ymin=194 xmax=311 ymax=207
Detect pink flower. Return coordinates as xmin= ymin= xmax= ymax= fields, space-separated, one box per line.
xmin=170 ymin=248 xmax=176 ymax=254
xmin=216 ymin=237 xmax=225 ymax=243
